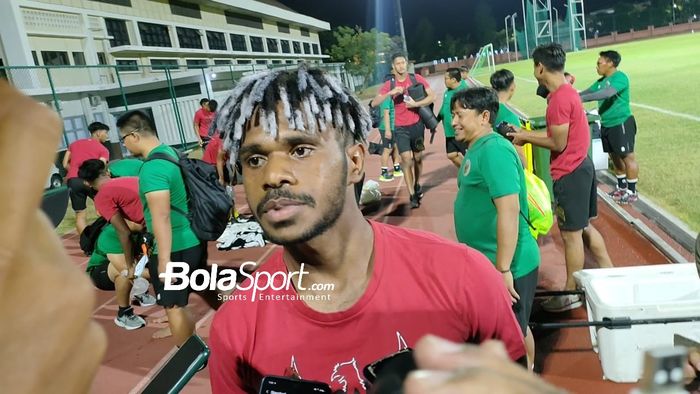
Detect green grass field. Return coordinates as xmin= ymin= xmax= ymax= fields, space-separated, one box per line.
xmin=473 ymin=33 xmax=700 ymax=232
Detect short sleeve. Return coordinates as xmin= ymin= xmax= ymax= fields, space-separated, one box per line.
xmin=378 ymin=80 xmax=392 ymax=95
xmin=139 ymin=161 xmax=172 ymax=194
xmin=94 ymin=190 xmax=118 ymax=222
xmin=546 ymin=94 xmax=573 ymax=127
xmin=481 ymin=143 xmax=521 ymax=199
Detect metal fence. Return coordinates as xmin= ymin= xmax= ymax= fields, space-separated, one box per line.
xmin=0 ymin=62 xmax=354 ymax=160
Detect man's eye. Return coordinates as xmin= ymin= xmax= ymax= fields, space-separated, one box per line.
xmin=292 ymin=147 xmax=313 ymax=158
xmin=246 ymin=156 xmax=265 ymax=168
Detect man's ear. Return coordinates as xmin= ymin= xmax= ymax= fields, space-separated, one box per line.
xmin=346 ymin=143 xmax=366 ymax=185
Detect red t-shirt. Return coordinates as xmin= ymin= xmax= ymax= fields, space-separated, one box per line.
xmin=194 ymin=108 xmax=215 ymax=138
xmin=546 ymin=83 xmax=590 ymax=180
xmin=67 ymin=138 xmax=110 ymax=179
xmin=209 ymin=221 xmax=525 ymax=394
xmin=379 ymin=73 xmax=431 ymax=127
xmin=94 ymin=177 xmax=144 ymax=225
xmin=202 ymin=134 xmax=222 ymax=165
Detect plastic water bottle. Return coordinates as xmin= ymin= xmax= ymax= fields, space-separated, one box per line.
xmin=130 ymin=277 xmax=149 ymax=298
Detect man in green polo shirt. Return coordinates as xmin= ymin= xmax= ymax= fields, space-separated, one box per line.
xmin=378 ymin=92 xmax=403 ymax=182
xmin=108 ymin=158 xmax=143 ymax=177
xmin=117 ymin=110 xmax=220 ymax=346
xmin=437 ymin=68 xmax=469 ymax=167
xmin=490 ymin=69 xmax=526 ymax=166
xmin=451 ymin=87 xmax=540 ymax=369
xmin=580 ymin=50 xmax=638 ymax=204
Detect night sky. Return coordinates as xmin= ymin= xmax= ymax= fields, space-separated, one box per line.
xmin=278 ymin=0 xmax=614 ymax=43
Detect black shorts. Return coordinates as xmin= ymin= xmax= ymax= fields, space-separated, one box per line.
xmin=395 ymin=121 xmax=425 ymax=154
xmin=601 ymin=115 xmax=636 ymax=156
xmin=379 ymin=129 xmax=394 ymax=150
xmin=512 ymin=267 xmax=538 ymax=336
xmin=88 ymin=263 xmax=115 ymax=291
xmin=445 ymin=137 xmax=467 ymax=155
xmin=67 ymin=177 xmax=96 ymax=211
xmin=149 ymin=242 xmax=208 ymax=308
xmin=553 ymin=157 xmax=597 ymax=231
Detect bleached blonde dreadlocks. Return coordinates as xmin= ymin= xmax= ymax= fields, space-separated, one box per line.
xmin=215 ymin=65 xmax=371 ymax=166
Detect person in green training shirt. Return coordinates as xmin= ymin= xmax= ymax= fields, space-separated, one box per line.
xmin=117 ymin=110 xmax=221 ymax=346
xmin=108 ymin=158 xmax=143 ymax=177
xmin=451 ymin=87 xmax=541 ymax=370
xmin=490 ymin=69 xmax=527 ymax=166
xmin=437 ymin=68 xmax=469 ymax=167
xmin=579 ymin=50 xmax=639 ymax=204
xmin=377 ymin=85 xmax=403 ymax=182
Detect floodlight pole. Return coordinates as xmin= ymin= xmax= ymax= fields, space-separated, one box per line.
xmin=512 ymin=13 xmax=519 ymax=61
xmin=505 ymin=14 xmax=512 ymax=62
xmin=522 ymin=0 xmax=530 ymax=58
xmin=396 ymin=0 xmax=409 ymax=59
xmin=553 ymin=6 xmax=559 ymax=43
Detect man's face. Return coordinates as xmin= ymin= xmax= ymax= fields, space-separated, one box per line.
xmin=533 ymin=62 xmax=545 ymax=83
xmin=94 ymin=129 xmax=109 ymax=143
xmin=392 ymin=57 xmax=407 ymax=76
xmin=239 ymin=106 xmax=351 ymax=245
xmin=451 ymin=105 xmax=489 ymax=144
xmin=460 ymin=70 xmax=469 ymax=81
xmin=444 ymin=73 xmax=458 ymax=89
xmin=596 ymin=56 xmax=612 ymax=76
xmin=119 ymin=128 xmax=141 ymax=157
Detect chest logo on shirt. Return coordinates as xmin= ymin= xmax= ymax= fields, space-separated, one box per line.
xmin=462 ymin=159 xmax=472 ymax=177
xmin=287 ymin=331 xmax=409 ymax=393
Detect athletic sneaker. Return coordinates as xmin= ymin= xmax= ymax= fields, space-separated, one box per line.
xmin=618 ymin=191 xmax=638 ymax=205
xmin=541 ymin=294 xmax=583 ymax=313
xmin=409 ymin=194 xmax=420 ymax=209
xmin=379 ymin=169 xmax=394 ymax=182
xmin=393 ymin=166 xmax=403 ymax=177
xmin=414 ymin=183 xmax=424 ymax=200
xmin=608 ymin=187 xmax=627 ymax=201
xmin=114 ymin=313 xmax=146 ymax=330
xmin=133 ymin=292 xmax=157 ymax=307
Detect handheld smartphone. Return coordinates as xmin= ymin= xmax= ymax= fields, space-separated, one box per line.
xmin=142 ymin=335 xmax=210 ymax=394
xmin=258 ymin=376 xmax=332 ymax=394
xmin=495 ymin=121 xmax=515 ymax=142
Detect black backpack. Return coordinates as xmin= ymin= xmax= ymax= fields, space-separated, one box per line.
xmin=370 ymin=73 xmax=419 ymax=128
xmin=79 ymin=217 xmax=109 ymax=256
xmin=146 ymin=150 xmax=232 ymax=241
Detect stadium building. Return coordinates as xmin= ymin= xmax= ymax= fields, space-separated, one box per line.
xmin=0 ymin=0 xmax=331 ymax=155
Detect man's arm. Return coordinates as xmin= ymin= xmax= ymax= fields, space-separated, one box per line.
xmin=580 ymin=86 xmax=618 ymax=102
xmin=509 ymin=123 xmax=569 ymax=153
xmin=494 ymin=194 xmax=520 ymax=303
xmin=216 ymin=149 xmax=226 ymax=185
xmin=371 ymin=85 xmax=403 ymax=108
xmin=383 ymin=109 xmax=392 ymax=140
xmin=146 ymin=190 xmax=172 ymax=277
xmin=110 ymin=212 xmax=136 ymax=272
xmin=62 ymin=150 xmax=71 ymax=171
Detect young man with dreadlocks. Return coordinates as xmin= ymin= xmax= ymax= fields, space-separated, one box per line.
xmin=208 ymin=66 xmax=525 ymax=393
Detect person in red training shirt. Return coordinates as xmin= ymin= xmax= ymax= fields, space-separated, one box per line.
xmin=62 ymin=121 xmax=110 ymax=234
xmin=202 ymin=133 xmax=231 ymax=186
xmin=371 ymin=53 xmax=435 ymax=209
xmin=193 ymin=97 xmax=215 ymax=147
xmin=208 ymin=66 xmax=525 ymax=394
xmin=508 ymin=43 xmax=612 ymax=313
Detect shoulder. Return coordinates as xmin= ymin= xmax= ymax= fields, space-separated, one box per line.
xmin=415 ymin=73 xmax=430 ymax=86
xmin=375 ymin=221 xmax=473 ymax=262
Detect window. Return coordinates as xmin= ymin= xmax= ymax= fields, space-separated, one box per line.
xmin=266 ymin=38 xmax=279 ymax=53
xmin=206 ymin=31 xmax=226 ymax=51
xmin=169 ymin=0 xmax=200 ymax=19
xmin=312 ymin=44 xmax=319 ymax=55
xmin=72 ymin=52 xmax=86 ymax=65
xmin=186 ymin=59 xmax=207 ymax=69
xmin=116 ymin=59 xmax=138 ymax=71
xmin=250 ymin=36 xmax=264 ymax=52
xmin=292 ymin=41 xmax=301 ymax=54
xmin=303 ymin=43 xmax=310 ymax=54
xmin=271 ymin=60 xmax=281 ymax=64
xmin=213 ymin=59 xmax=230 ymax=65
xmin=32 ymin=51 xmax=39 ymax=66
xmin=177 ymin=27 xmax=202 ymax=49
xmin=41 ymin=51 xmax=70 ymax=65
xmin=280 ymin=40 xmax=290 ymax=54
xmin=59 ymin=116 xmax=89 ymax=150
xmin=97 ymin=52 xmax=107 ymax=65
xmin=150 ymin=59 xmax=179 ymax=71
xmin=230 ymin=34 xmax=247 ymax=51
xmin=90 ymin=0 xmax=132 ymax=6
xmin=285 ymin=60 xmax=293 ymax=64
xmin=277 ymin=22 xmax=290 ymax=33
xmin=105 ymin=18 xmax=130 ymax=47
xmin=300 ymin=27 xmax=310 ymax=37
xmin=237 ymin=59 xmax=251 ymax=64
xmin=224 ymin=11 xmax=262 ymax=29
xmin=139 ymin=22 xmax=172 ymax=47
xmin=256 ymin=60 xmax=267 ymax=65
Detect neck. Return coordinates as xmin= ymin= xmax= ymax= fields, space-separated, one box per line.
xmin=396 ymin=72 xmax=407 ymax=81
xmin=497 ymin=91 xmax=510 ymax=103
xmin=90 ymin=135 xmax=101 ymax=141
xmin=282 ymin=197 xmax=374 ymax=283
xmin=605 ymin=68 xmax=616 ymax=77
xmin=468 ymin=127 xmax=493 ymax=148
xmin=140 ymin=138 xmax=162 ymax=157
xmin=542 ymin=73 xmax=567 ymax=94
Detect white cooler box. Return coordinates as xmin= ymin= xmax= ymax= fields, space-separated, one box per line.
xmin=574 ymin=263 xmax=700 ymax=383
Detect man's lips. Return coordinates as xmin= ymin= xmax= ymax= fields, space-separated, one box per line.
xmin=261 ymin=199 xmax=306 ymax=214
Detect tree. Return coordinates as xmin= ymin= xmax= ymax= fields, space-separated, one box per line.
xmin=410 ymin=18 xmax=437 ymax=63
xmin=329 ymin=26 xmax=399 ymax=90
xmin=470 ymin=3 xmax=498 ymax=47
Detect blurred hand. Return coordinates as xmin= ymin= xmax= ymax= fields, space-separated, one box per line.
xmin=404 ymin=335 xmax=565 ymax=394
xmin=502 ymin=271 xmax=520 ymax=304
xmin=404 ymin=96 xmax=418 ymax=109
xmin=685 ymin=347 xmax=700 ymax=380
xmin=390 ymin=86 xmax=404 ymax=96
xmin=0 ymin=81 xmax=106 ymax=393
